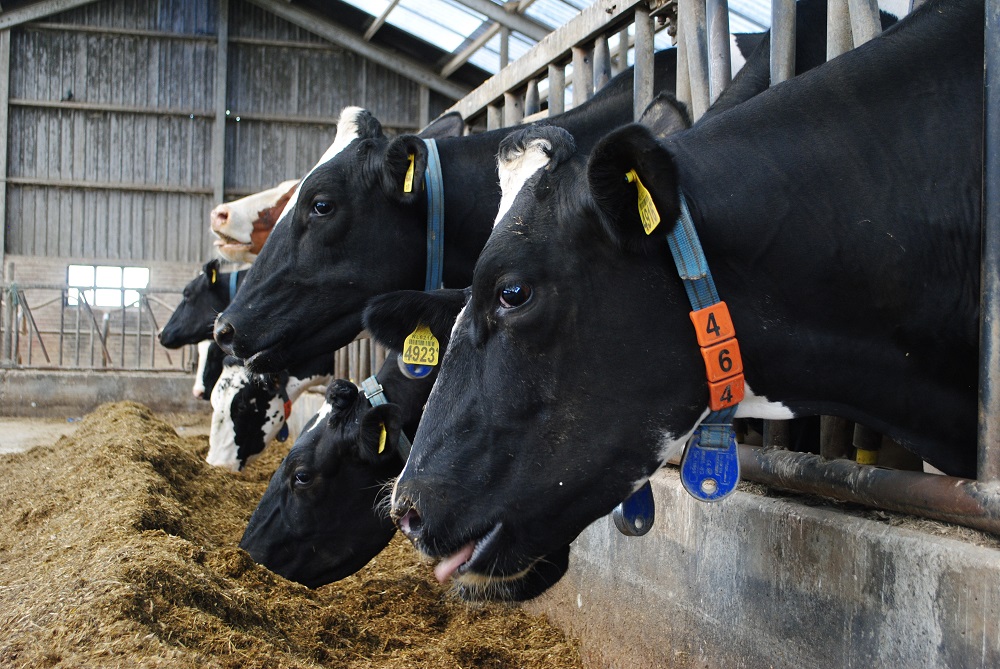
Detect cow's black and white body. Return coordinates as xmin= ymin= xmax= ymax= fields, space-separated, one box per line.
xmin=240 ymin=288 xmax=466 ymax=586
xmin=208 ymin=354 xmax=333 ymax=472
xmin=374 ymin=0 xmax=984 ymax=601
xmin=192 ymin=340 xmax=225 ymax=400
xmin=213 ymin=51 xmax=682 ymax=373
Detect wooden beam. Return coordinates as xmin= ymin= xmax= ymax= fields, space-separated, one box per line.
xmin=363 ymin=0 xmax=401 ymax=42
xmin=446 ymin=0 xmax=644 ymax=119
xmin=211 ymin=0 xmax=229 ymax=205
xmin=0 ymin=0 xmax=100 ymax=30
xmin=450 ymin=0 xmax=550 ymax=41
xmin=441 ymin=23 xmax=500 ymax=78
xmin=246 ymin=0 xmax=468 ymax=100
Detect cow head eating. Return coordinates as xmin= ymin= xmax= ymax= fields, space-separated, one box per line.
xmin=211 ymin=180 xmax=300 ymax=264
xmin=365 ymin=120 xmax=706 ymax=602
xmin=213 ymin=108 xmax=468 ymax=373
xmin=239 ymin=379 xmax=408 ymax=587
xmin=241 ymin=288 xmax=466 ymax=587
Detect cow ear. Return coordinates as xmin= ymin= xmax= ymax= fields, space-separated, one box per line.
xmin=587 ymin=123 xmax=680 ymax=253
xmin=363 ymin=287 xmax=469 ymax=351
xmin=381 ymin=135 xmax=428 ymax=205
xmin=637 ymin=93 xmax=691 ymax=139
xmin=203 ymin=258 xmax=221 ymax=285
xmin=357 ymin=403 xmax=403 ymax=463
xmin=325 ymin=379 xmax=359 ymax=424
xmin=418 ymin=111 xmax=464 ymax=139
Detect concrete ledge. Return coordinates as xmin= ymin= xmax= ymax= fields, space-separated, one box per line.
xmin=525 ymin=468 xmax=1000 ymax=669
xmin=0 ymin=369 xmax=211 ymax=417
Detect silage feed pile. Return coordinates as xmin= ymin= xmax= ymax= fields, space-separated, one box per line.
xmin=0 ymin=402 xmax=582 ymax=669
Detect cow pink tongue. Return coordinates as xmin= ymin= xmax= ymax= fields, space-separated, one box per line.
xmin=434 ymin=542 xmax=475 ymax=583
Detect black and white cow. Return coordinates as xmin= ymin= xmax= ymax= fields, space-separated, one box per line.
xmin=191 ymin=340 xmax=226 ymax=400
xmin=213 ymin=50 xmax=682 ymax=373
xmin=239 ymin=289 xmax=466 ymax=587
xmin=371 ymin=0 xmax=984 ymax=601
xmin=207 ymin=353 xmax=333 ymax=472
xmin=159 ymin=259 xmax=244 ymax=348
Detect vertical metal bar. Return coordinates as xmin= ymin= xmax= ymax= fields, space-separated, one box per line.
xmin=675 ymin=10 xmax=692 ymax=119
xmin=0 ymin=30 xmax=10 ymax=282
xmin=135 ymin=293 xmax=142 ymax=369
xmin=503 ymin=90 xmax=523 ymax=126
xmin=3 ymin=263 xmax=13 ymax=364
xmin=211 ymin=0 xmax=229 ymax=205
xmin=571 ymin=45 xmax=594 ymax=106
xmin=59 ymin=289 xmax=65 ymax=366
xmin=120 ymin=299 xmax=126 ymax=368
xmin=847 ymin=0 xmax=882 ymax=47
xmin=360 ymin=337 xmax=370 ymax=380
xmin=770 ymin=0 xmax=796 ymax=86
xmin=616 ymin=28 xmax=629 ymax=76
xmin=706 ymin=0 xmax=732 ymax=103
xmin=593 ymin=36 xmax=612 ymax=91
xmin=525 ymin=79 xmax=540 ymax=116
xmin=827 ymin=0 xmax=853 ymax=61
xmin=980 ymin=0 xmax=1000 ymax=481
xmin=74 ymin=287 xmax=82 ymax=367
xmin=547 ymin=63 xmax=565 ymax=116
xmin=680 ymin=0 xmax=711 ymax=120
xmin=633 ymin=7 xmax=655 ymax=121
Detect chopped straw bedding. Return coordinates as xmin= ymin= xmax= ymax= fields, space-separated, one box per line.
xmin=0 ymin=402 xmax=582 ymax=669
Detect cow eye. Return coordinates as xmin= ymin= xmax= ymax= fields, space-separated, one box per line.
xmin=293 ymin=470 xmax=313 ymax=488
xmin=312 ymin=200 xmax=334 ymax=216
xmin=498 ymin=283 xmax=532 ymax=309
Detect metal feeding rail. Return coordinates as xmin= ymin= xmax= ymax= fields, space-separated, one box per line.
xmin=444 ymin=0 xmax=1000 ymax=534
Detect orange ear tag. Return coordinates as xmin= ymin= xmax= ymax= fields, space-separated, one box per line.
xmin=378 ymin=424 xmax=387 ymax=454
xmin=403 ymin=154 xmax=416 ymax=193
xmin=402 ymin=325 xmax=439 ymax=366
xmin=625 ymin=169 xmax=661 ymax=235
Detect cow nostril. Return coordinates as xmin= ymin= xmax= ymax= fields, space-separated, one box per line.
xmin=214 ymin=317 xmax=235 ymax=350
xmin=394 ymin=500 xmax=424 ymax=542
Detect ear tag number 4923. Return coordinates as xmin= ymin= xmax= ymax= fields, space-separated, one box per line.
xmin=402 ymin=325 xmax=439 ymax=366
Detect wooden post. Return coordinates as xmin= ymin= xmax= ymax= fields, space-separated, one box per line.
xmin=827 ymin=0 xmax=853 ymax=60
xmin=632 ymin=6 xmax=654 ymax=121
xmin=547 ymin=63 xmax=565 ymax=116
xmin=503 ymin=90 xmax=523 ymax=126
xmin=680 ymin=0 xmax=711 ymax=120
xmin=770 ymin=0 xmax=796 ymax=86
xmin=524 ymin=79 xmax=540 ymax=116
xmin=571 ymin=45 xmax=593 ymax=106
xmin=0 ymin=29 xmax=10 ymax=283
xmin=418 ymin=84 xmax=430 ymax=129
xmin=487 ymin=103 xmax=502 ymax=130
xmin=706 ymin=0 xmax=732 ymax=103
xmin=593 ymin=36 xmax=611 ymax=91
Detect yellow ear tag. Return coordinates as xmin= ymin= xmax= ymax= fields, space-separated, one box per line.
xmin=401 ymin=324 xmax=439 ymax=366
xmin=209 ymin=269 xmax=217 ymax=284
xmin=378 ymin=424 xmax=387 ymax=454
xmin=625 ymin=169 xmax=661 ymax=235
xmin=403 ymin=153 xmax=416 ymax=194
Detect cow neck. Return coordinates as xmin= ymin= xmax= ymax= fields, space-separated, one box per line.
xmin=360 ymin=375 xmax=411 ymax=460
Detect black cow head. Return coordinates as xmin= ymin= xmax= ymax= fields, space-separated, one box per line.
xmin=375 ymin=119 xmax=710 ymax=601
xmin=214 ymin=107 xmax=466 ymax=373
xmin=241 ymin=288 xmax=466 ymax=587
xmin=160 ymin=259 xmax=234 ymax=348
xmin=239 ymin=377 xmax=408 ymax=587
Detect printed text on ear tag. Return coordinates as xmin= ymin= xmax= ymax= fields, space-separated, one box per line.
xmin=402 ymin=325 xmax=439 ymax=366
xmin=378 ymin=424 xmax=387 ymax=454
xmin=403 ymin=154 xmax=416 ymax=193
xmin=625 ymin=168 xmax=660 ymax=235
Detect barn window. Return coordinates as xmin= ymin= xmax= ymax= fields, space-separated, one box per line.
xmin=67 ymin=264 xmax=150 ymax=308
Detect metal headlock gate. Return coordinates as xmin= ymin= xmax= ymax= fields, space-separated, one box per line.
xmin=445 ymin=0 xmax=1000 ymax=535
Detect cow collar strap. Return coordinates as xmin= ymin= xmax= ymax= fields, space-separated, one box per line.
xmin=423 ymin=138 xmax=445 ymax=291
xmin=228 ymin=270 xmax=239 ymax=302
xmin=360 ymin=375 xmax=412 ymax=461
xmin=276 ymin=382 xmax=291 ymax=443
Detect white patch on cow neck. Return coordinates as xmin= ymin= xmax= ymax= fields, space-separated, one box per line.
xmin=207 ymin=364 xmax=246 ymax=472
xmin=729 ymin=33 xmax=747 ymax=78
xmin=277 ymin=106 xmax=367 ymax=224
xmin=192 ymin=340 xmax=212 ymax=398
xmin=495 ymin=138 xmax=553 ymax=226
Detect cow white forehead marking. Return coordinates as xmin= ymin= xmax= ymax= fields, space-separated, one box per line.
xmin=495 ymin=138 xmax=553 ymax=226
xmin=304 ymin=401 xmax=333 ymax=435
xmin=277 ymin=106 xmax=368 ymax=224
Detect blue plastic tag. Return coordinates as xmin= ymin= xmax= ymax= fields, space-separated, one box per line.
xmin=680 ymin=429 xmax=740 ymax=502
xmin=612 ymin=480 xmax=655 ymax=536
xmin=397 ymin=353 xmax=434 ymax=379
xmin=277 ymin=422 xmax=289 ymax=442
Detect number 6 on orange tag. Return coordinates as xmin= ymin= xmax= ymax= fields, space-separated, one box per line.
xmin=701 ymin=339 xmax=743 ymax=382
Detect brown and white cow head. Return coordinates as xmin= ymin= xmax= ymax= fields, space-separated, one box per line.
xmin=211 ymin=180 xmax=300 ymax=264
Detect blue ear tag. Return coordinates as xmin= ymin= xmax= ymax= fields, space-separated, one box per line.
xmin=396 ymin=353 xmax=434 ymax=379
xmin=612 ymin=480 xmax=655 ymax=536
xmin=277 ymin=422 xmax=289 ymax=442
xmin=680 ymin=430 xmax=740 ymax=501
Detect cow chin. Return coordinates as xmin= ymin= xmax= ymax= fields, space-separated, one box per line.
xmin=451 ymin=543 xmax=571 ymax=602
